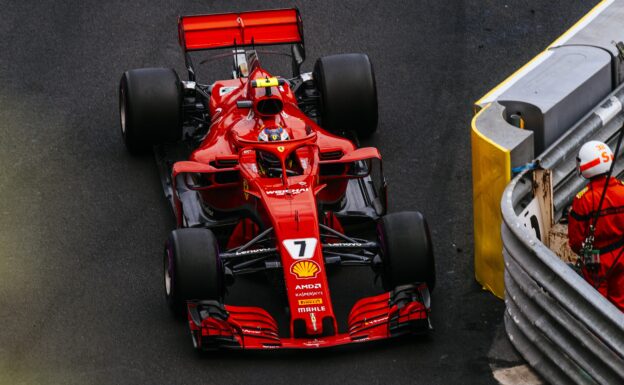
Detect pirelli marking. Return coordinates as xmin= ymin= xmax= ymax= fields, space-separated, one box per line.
xmin=298 ymin=298 xmax=323 ymax=306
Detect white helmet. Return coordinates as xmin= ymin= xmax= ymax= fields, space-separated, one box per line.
xmin=577 ymin=140 xmax=614 ymax=179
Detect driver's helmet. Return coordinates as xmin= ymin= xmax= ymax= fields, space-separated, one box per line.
xmin=258 ymin=126 xmax=289 ymax=142
xmin=577 ymin=140 xmax=614 ymax=179
xmin=257 ymin=126 xmax=290 ymax=175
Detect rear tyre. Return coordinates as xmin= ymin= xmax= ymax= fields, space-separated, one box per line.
xmin=119 ymin=68 xmax=182 ymax=154
xmin=378 ymin=211 xmax=436 ymax=292
xmin=314 ymin=53 xmax=378 ymax=139
xmin=164 ymin=228 xmax=224 ymax=316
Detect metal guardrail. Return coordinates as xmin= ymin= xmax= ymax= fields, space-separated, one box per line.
xmin=472 ymin=0 xmax=624 ymax=297
xmin=539 ymin=85 xmax=624 ymax=221
xmin=501 ymin=86 xmax=624 ymax=384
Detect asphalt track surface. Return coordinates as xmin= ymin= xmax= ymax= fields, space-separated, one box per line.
xmin=0 ymin=1 xmax=593 ymax=384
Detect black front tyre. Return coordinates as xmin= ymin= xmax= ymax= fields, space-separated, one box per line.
xmin=314 ymin=53 xmax=378 ymax=139
xmin=164 ymin=228 xmax=224 ymax=316
xmin=119 ymin=67 xmax=182 ymax=154
xmin=378 ymin=211 xmax=436 ymax=292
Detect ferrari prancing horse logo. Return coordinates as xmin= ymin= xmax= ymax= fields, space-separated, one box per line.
xmin=277 ymin=146 xmax=285 ymax=152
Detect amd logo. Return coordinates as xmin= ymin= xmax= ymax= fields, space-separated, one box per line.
xmin=295 ymin=283 xmax=321 ymax=290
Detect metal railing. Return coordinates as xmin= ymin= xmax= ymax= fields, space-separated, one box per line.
xmin=500 ymin=85 xmax=624 ymax=384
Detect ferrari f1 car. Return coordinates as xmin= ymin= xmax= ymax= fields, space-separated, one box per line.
xmin=119 ymin=8 xmax=436 ymax=350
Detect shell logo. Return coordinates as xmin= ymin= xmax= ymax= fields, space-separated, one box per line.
xmin=290 ymin=260 xmax=320 ymax=279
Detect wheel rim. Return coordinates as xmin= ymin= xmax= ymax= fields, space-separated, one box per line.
xmin=164 ymin=246 xmax=172 ymax=296
xmin=120 ymin=86 xmax=127 ymax=136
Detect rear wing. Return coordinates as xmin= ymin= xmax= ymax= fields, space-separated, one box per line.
xmin=178 ymin=8 xmax=304 ymax=52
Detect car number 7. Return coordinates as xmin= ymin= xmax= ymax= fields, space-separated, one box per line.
xmin=283 ymin=238 xmax=317 ymax=260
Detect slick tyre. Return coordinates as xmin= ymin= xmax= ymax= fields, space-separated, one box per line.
xmin=164 ymin=228 xmax=224 ymax=316
xmin=314 ymin=53 xmax=378 ymax=139
xmin=119 ymin=68 xmax=182 ymax=154
xmin=378 ymin=211 xmax=436 ymax=292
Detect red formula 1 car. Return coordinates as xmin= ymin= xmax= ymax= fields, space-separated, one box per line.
xmin=119 ymin=8 xmax=435 ymax=350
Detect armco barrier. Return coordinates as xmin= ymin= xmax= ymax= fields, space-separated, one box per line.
xmin=502 ymin=168 xmax=624 ymax=384
xmin=476 ymin=1 xmax=624 ymax=380
xmin=537 ymin=86 xmax=624 ymax=220
xmin=499 ymin=83 xmax=624 ymax=384
xmin=473 ymin=0 xmax=624 ymax=297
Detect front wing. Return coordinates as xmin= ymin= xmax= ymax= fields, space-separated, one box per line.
xmin=186 ymin=284 xmax=431 ymax=350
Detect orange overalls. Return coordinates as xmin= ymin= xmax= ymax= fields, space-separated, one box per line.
xmin=568 ymin=176 xmax=624 ymax=312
